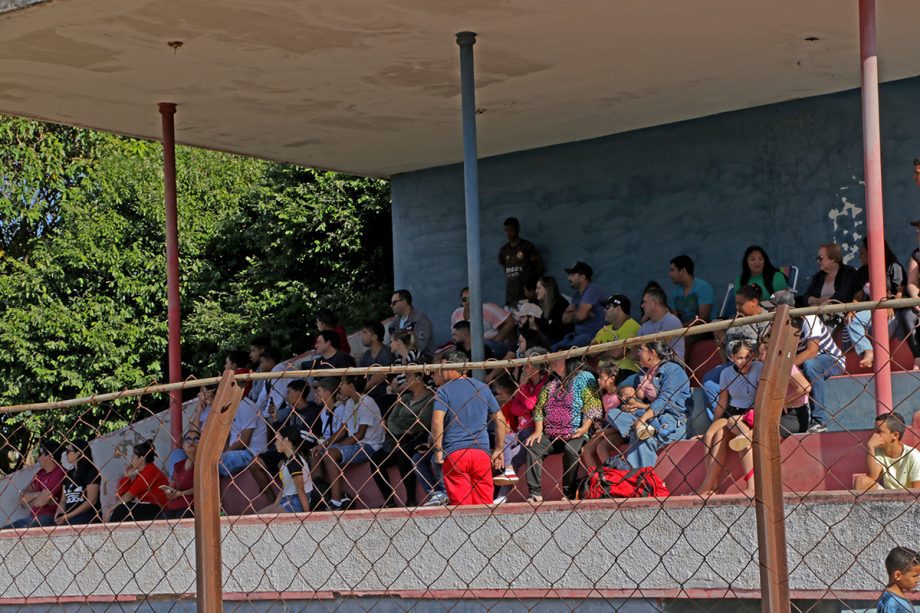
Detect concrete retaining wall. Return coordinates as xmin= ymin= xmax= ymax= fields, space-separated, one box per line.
xmin=0 ymin=491 xmax=915 ymax=603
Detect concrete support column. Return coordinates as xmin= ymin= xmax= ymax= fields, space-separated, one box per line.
xmin=858 ymin=0 xmax=894 ymax=415
xmin=456 ymin=31 xmax=485 ymax=374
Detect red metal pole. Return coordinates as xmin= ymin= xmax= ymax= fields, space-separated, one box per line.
xmin=159 ymin=102 xmax=183 ymax=446
xmin=858 ymin=0 xmax=893 ymax=416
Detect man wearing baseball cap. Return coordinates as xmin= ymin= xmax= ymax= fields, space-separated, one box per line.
xmin=551 ymin=261 xmax=605 ymax=351
xmin=591 ymin=294 xmax=641 ymax=383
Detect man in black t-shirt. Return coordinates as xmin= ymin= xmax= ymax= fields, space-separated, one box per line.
xmin=498 ymin=217 xmax=543 ymax=306
xmin=303 ymin=331 xmax=356 ymax=371
xmin=358 ymin=320 xmax=395 ymax=409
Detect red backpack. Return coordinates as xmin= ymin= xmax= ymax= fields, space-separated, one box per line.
xmin=581 ymin=466 xmax=670 ymax=500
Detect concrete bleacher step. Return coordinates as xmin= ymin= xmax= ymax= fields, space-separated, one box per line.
xmin=217 ymin=410 xmax=920 ymax=511
xmin=220 ymin=467 xmax=275 ymax=516
xmin=686 ymin=338 xmax=723 ymax=387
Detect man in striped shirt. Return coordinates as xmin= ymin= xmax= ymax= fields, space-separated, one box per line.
xmin=793 ymin=314 xmax=844 ymax=433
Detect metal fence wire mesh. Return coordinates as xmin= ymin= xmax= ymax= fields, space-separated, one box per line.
xmin=0 ymin=299 xmax=918 ymax=612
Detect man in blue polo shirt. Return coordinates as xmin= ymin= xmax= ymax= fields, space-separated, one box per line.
xmin=551 ymin=261 xmax=605 ymax=351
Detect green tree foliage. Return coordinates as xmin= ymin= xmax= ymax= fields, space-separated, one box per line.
xmin=0 ymin=116 xmax=391 ymax=464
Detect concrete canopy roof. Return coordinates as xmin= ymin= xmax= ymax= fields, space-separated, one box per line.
xmin=1 ymin=1 xmax=919 ymax=178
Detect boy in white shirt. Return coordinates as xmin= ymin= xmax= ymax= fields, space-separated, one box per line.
xmin=313 ymin=376 xmax=384 ymax=510
xmin=855 ymin=412 xmax=920 ymax=492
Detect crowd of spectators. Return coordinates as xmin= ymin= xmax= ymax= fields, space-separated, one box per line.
xmin=4 ymin=213 xmax=920 ymax=529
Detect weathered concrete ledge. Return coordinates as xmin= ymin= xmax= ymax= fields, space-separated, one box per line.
xmin=0 ymin=489 xmax=916 ymax=603
xmin=0 ymin=0 xmax=48 ymax=16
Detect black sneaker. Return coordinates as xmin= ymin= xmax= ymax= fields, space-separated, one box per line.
xmin=807 ymin=421 xmax=828 ymax=433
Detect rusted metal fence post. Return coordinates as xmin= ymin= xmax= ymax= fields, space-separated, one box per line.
xmin=194 ymin=370 xmax=244 ymax=613
xmin=752 ymin=305 xmax=797 ymax=612
xmin=159 ymin=101 xmax=184 ymax=447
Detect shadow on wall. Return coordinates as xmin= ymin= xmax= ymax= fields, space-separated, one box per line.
xmin=391 ymin=76 xmax=920 ymax=345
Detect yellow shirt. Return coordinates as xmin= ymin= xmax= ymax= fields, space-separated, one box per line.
xmin=591 ymin=317 xmax=641 ymax=373
xmin=875 ymin=445 xmax=920 ymax=490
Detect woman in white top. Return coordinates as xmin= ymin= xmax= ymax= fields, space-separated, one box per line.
xmin=698 ymin=340 xmax=763 ymax=496
xmin=259 ymin=425 xmax=318 ymax=513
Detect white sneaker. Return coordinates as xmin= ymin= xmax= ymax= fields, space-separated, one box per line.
xmin=493 ymin=467 xmax=519 ymax=486
xmin=422 ymin=491 xmax=448 ymax=506
xmin=492 ymin=494 xmax=508 ymax=505
xmin=635 ymin=423 xmax=657 ymax=441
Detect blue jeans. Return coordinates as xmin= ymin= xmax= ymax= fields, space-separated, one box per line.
xmin=847 ymin=309 xmax=920 ymax=356
xmin=166 ymin=448 xmax=188 ymax=479
xmin=484 ymin=339 xmax=511 ymax=359
xmin=800 ymin=354 xmax=844 ymax=424
xmin=846 ymin=310 xmax=873 ymax=355
xmin=61 ymin=509 xmax=98 ymax=525
xmin=413 ymin=449 xmax=444 ymax=495
xmin=701 ymin=364 xmax=730 ymax=421
xmin=333 ymin=443 xmax=374 ymax=466
xmin=1 ymin=513 xmax=57 ymax=530
xmin=551 ymin=330 xmax=598 ymax=352
xmin=607 ymin=409 xmax=687 ymax=469
xmin=279 ymin=495 xmax=304 ymax=513
xmin=218 ymin=449 xmax=254 ymax=476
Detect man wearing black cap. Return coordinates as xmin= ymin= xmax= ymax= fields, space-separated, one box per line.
xmin=551 ymin=261 xmax=605 ymax=351
xmin=591 ymin=294 xmax=641 ymax=383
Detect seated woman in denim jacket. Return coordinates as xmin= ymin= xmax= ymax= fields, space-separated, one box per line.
xmin=604 ymin=340 xmax=690 ymax=469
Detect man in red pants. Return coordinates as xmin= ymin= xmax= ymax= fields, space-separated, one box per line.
xmin=431 ymin=351 xmax=508 ymax=505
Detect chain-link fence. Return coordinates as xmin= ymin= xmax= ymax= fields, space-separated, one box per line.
xmin=0 ymin=299 xmax=918 ymax=612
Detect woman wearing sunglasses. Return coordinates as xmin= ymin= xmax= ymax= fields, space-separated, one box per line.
xmin=161 ymin=429 xmax=200 ymax=519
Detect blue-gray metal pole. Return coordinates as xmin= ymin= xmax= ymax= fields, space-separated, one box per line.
xmin=456 ymin=31 xmax=485 ymax=375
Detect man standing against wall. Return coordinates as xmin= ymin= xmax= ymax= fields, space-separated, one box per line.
xmin=498 ymin=217 xmax=543 ymax=306
xmin=668 ymin=255 xmax=714 ymax=326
